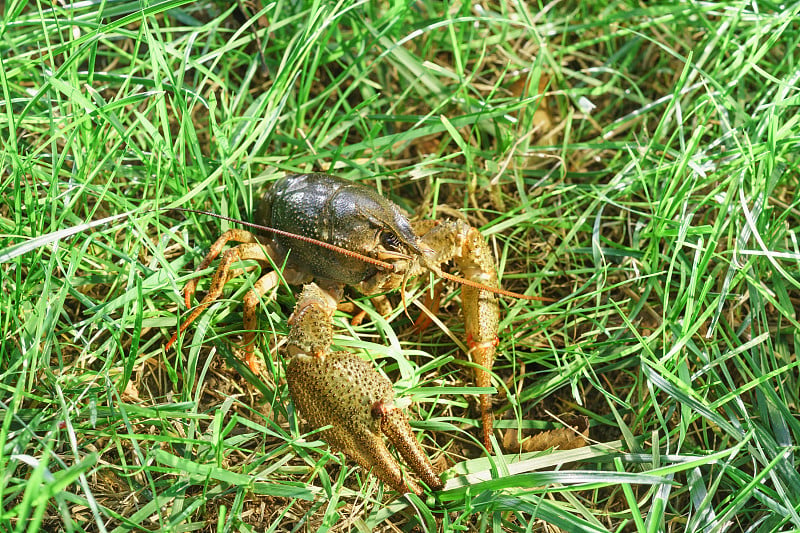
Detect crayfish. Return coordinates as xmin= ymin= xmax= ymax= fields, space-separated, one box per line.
xmin=167 ymin=173 xmax=535 ymax=495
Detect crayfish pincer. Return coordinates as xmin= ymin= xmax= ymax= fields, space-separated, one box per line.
xmin=168 ymin=173 xmax=531 ymax=494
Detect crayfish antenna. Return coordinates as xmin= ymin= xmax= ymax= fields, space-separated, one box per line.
xmin=436 ymin=269 xmax=552 ymax=301
xmin=420 ymin=259 xmax=548 ymax=302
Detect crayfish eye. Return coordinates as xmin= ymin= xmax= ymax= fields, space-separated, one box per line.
xmin=381 ymin=231 xmax=402 ymax=251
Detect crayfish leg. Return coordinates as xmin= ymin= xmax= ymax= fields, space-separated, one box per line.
xmin=241 ymin=270 xmax=281 ymax=371
xmin=418 ymin=221 xmax=500 ymax=450
xmin=182 ymin=229 xmax=270 ymax=306
xmin=459 ymin=227 xmax=500 ymax=450
xmin=167 ymin=239 xmax=278 ymax=364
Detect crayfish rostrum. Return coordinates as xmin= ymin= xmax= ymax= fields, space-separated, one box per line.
xmin=168 ymin=173 xmax=531 ymax=495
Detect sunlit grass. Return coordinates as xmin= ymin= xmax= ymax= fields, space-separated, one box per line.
xmin=2 ymin=1 xmax=799 ymax=531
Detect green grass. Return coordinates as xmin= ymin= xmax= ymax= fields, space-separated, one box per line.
xmin=2 ymin=0 xmax=800 ymax=531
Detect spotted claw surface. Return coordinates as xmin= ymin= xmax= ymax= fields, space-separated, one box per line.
xmin=285 ymin=283 xmax=442 ymax=495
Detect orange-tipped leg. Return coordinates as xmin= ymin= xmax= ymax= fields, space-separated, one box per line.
xmin=182 ymin=229 xmax=267 ymax=307
xmin=241 ymin=271 xmax=280 ymax=371
xmin=468 ymin=331 xmax=500 ymax=449
xmin=412 ymin=282 xmax=443 ymax=333
xmin=167 ymin=233 xmax=278 ymax=374
xmin=418 ymin=221 xmax=501 ymax=450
